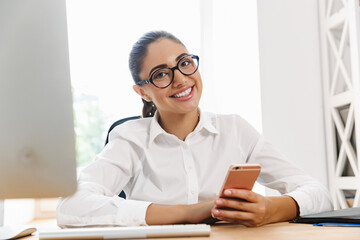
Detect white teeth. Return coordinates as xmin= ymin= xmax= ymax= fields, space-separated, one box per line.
xmin=173 ymin=87 xmax=192 ymax=98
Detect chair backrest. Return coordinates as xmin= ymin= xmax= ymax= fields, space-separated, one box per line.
xmin=104 ymin=116 xmax=141 ymax=146
xmin=104 ymin=116 xmax=141 ymax=199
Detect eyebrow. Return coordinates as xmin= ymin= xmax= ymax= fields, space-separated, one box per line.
xmin=148 ymin=64 xmax=168 ymax=77
xmin=148 ymin=53 xmax=189 ymax=77
xmin=175 ymin=53 xmax=188 ymax=61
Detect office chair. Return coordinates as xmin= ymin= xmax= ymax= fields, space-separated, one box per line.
xmin=104 ymin=116 xmax=141 ymax=199
xmin=104 ymin=116 xmax=141 ymax=145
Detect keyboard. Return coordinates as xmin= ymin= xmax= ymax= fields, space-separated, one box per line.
xmin=39 ymin=224 xmax=211 ymax=239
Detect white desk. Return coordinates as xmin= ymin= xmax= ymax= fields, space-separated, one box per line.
xmin=22 ymin=220 xmax=360 ymax=240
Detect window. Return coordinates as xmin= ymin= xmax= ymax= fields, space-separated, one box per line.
xmin=66 ymin=0 xmax=202 ymax=167
xmin=67 ymin=0 xmax=262 ymax=168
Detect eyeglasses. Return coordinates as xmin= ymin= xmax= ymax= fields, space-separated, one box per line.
xmin=137 ymin=54 xmax=199 ymax=89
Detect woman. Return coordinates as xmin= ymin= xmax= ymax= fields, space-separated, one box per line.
xmin=57 ymin=31 xmax=332 ymax=227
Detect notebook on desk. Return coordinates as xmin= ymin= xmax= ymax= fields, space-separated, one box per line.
xmin=292 ymin=207 xmax=360 ymax=224
xmin=39 ymin=224 xmax=211 ymax=239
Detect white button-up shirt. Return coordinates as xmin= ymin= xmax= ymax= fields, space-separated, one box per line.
xmin=57 ymin=110 xmax=333 ymax=227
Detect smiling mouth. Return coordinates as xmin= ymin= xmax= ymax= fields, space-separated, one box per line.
xmin=171 ymin=87 xmax=193 ymax=98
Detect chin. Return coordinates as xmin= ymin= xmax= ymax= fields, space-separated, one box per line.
xmin=181 ymin=103 xmax=200 ymax=114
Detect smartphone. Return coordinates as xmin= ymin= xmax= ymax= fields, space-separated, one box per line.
xmin=219 ymin=163 xmax=261 ymax=197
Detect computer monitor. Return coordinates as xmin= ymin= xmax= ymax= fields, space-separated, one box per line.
xmin=0 ymin=0 xmax=77 ymax=224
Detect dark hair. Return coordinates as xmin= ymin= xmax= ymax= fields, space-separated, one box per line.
xmin=129 ymin=31 xmax=185 ymax=118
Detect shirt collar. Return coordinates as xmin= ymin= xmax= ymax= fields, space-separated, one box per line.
xmin=149 ymin=111 xmax=165 ymax=144
xmin=149 ymin=108 xmax=220 ymax=145
xmin=194 ymin=108 xmax=219 ymax=135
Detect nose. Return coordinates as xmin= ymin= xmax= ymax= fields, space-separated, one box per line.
xmin=172 ymin=69 xmax=187 ymax=88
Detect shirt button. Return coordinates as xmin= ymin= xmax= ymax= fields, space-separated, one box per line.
xmin=191 ymin=190 xmax=195 ymax=195
xmin=188 ymin=166 xmax=192 ymax=171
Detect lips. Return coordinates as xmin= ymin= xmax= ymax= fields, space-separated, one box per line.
xmin=170 ymin=86 xmax=194 ymax=98
xmin=172 ymin=87 xmax=192 ymax=98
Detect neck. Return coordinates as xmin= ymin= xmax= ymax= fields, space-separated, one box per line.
xmin=158 ymin=109 xmax=199 ymax=141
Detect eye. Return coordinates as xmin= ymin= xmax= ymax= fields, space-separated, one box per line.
xmin=179 ymin=57 xmax=193 ymax=68
xmin=153 ymin=70 xmax=169 ymax=80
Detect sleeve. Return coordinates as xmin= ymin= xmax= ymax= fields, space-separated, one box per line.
xmin=56 ymin=138 xmax=152 ymax=227
xmin=238 ymin=119 xmax=333 ymax=216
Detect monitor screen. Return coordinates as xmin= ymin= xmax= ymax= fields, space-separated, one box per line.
xmin=0 ymin=0 xmax=77 ymax=199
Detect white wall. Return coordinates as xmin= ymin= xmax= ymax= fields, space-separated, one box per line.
xmin=257 ymin=0 xmax=329 ymax=188
xmin=200 ymin=0 xmax=263 ymax=132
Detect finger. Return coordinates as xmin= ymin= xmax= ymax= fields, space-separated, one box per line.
xmin=216 ymin=216 xmax=260 ymax=227
xmin=211 ymin=208 xmax=254 ymax=222
xmin=222 ymin=189 xmax=260 ymax=203
xmin=214 ymin=198 xmax=258 ymax=212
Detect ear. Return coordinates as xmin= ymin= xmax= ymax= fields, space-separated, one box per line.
xmin=133 ymin=85 xmax=152 ymax=102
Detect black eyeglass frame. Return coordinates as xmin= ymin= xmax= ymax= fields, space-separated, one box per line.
xmin=136 ymin=54 xmax=199 ymax=89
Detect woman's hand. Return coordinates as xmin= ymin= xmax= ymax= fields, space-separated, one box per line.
xmin=146 ymin=199 xmax=217 ymax=225
xmin=211 ymin=189 xmax=298 ymax=227
xmin=185 ymin=199 xmax=219 ymax=224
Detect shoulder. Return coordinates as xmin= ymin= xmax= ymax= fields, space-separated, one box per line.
xmin=204 ymin=111 xmax=260 ymax=142
xmin=205 ymin=112 xmax=254 ymax=130
xmin=108 ymin=117 xmax=152 ymax=143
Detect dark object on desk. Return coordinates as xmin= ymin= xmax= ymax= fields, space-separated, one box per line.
xmin=313 ymin=222 xmax=360 ymax=227
xmin=104 ymin=116 xmax=142 ymax=199
xmin=292 ymin=207 xmax=360 ymax=224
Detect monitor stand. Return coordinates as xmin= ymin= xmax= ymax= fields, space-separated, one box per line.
xmin=0 ymin=200 xmax=37 ymax=239
xmin=0 ymin=200 xmax=3 ymax=227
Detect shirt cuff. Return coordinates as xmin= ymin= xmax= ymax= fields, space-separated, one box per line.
xmin=285 ymin=190 xmax=315 ymax=216
xmin=112 ymin=195 xmax=152 ymax=226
